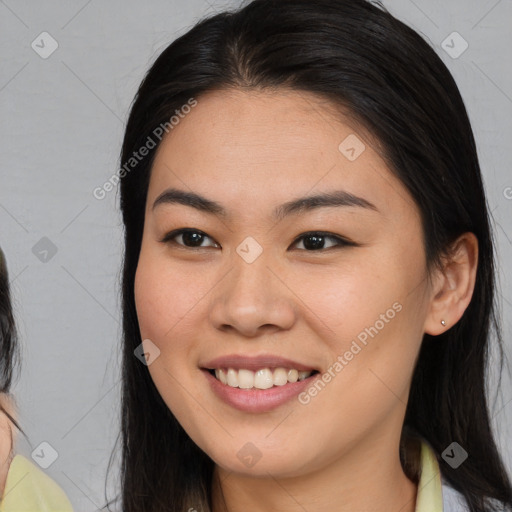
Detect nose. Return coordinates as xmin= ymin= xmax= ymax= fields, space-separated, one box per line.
xmin=208 ymin=253 xmax=297 ymax=338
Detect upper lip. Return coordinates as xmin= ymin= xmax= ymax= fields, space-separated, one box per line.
xmin=201 ymin=354 xmax=318 ymax=372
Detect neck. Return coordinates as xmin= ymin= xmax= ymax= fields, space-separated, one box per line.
xmin=211 ymin=431 xmax=418 ymax=512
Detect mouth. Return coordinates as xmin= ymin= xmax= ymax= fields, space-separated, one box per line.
xmin=205 ymin=367 xmax=320 ymax=390
xmin=200 ymin=354 xmax=322 ymax=411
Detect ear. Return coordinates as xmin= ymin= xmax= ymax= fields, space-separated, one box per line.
xmin=423 ymin=232 xmax=478 ymax=335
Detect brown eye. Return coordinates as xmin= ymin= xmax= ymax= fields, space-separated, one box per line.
xmin=161 ymin=229 xmax=219 ymax=248
xmin=160 ymin=229 xmax=353 ymax=251
xmin=291 ymin=232 xmax=353 ymax=251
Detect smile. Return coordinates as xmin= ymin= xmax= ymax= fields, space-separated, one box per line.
xmin=209 ymin=367 xmax=318 ymax=390
xmin=202 ymin=366 xmax=321 ymax=413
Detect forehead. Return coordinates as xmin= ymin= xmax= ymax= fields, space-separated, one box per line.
xmin=154 ymin=88 xmax=367 ymax=168
xmin=148 ymin=88 xmax=417 ymax=221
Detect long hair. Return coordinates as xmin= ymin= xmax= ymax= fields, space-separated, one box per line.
xmin=0 ymin=248 xmax=22 ymax=438
xmin=114 ymin=0 xmax=512 ymax=510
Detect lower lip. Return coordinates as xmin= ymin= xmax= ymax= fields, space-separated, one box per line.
xmin=202 ymin=369 xmax=318 ymax=413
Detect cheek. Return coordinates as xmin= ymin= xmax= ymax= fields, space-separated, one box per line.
xmin=297 ymin=257 xmax=406 ymax=342
xmin=134 ymin=247 xmax=206 ymax=345
xmin=133 ymin=249 xmax=204 ymax=422
xmin=300 ymin=246 xmax=427 ymax=388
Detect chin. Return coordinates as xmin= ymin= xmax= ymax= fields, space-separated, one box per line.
xmin=205 ymin=439 xmax=318 ymax=479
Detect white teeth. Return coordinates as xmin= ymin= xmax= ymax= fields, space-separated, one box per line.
xmin=287 ymin=369 xmax=298 ymax=383
xmin=238 ymin=369 xmax=254 ymax=389
xmin=254 ymin=368 xmax=273 ymax=389
xmin=273 ymin=368 xmax=288 ymax=386
xmin=212 ymin=367 xmax=314 ymax=389
xmin=227 ymin=368 xmax=238 ymax=387
xmin=215 ymin=369 xmax=227 ymax=385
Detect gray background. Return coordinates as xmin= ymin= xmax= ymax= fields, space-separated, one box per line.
xmin=1 ymin=0 xmax=511 ymax=509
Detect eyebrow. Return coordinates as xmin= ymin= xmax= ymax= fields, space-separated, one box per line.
xmin=152 ymin=187 xmax=378 ymax=220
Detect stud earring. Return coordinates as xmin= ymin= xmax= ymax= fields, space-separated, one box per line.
xmin=441 ymin=319 xmax=446 ymax=326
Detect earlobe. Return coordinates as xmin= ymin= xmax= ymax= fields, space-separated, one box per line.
xmin=424 ymin=232 xmax=479 ymax=336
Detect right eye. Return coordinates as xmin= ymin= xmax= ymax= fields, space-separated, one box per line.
xmin=160 ymin=228 xmax=220 ymax=249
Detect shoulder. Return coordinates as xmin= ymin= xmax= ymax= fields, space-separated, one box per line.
xmin=0 ymin=454 xmax=73 ymax=511
xmin=442 ymin=480 xmax=469 ymax=512
xmin=441 ymin=478 xmax=512 ymax=512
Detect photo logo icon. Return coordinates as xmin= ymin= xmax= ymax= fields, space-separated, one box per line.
xmin=32 ymin=236 xmax=58 ymax=263
xmin=236 ymin=236 xmax=263 ymax=264
xmin=442 ymin=442 xmax=468 ymax=469
xmin=441 ymin=32 xmax=468 ymax=59
xmin=31 ymin=441 xmax=59 ymax=469
xmin=134 ymin=339 xmax=161 ymax=366
xmin=339 ymin=134 xmax=366 ymax=161
xmin=31 ymin=32 xmax=59 ymax=59
xmin=237 ymin=442 xmax=262 ymax=468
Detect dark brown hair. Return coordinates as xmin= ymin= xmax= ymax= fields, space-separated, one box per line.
xmin=112 ymin=1 xmax=512 ymax=510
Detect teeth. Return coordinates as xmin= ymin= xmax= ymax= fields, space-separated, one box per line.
xmin=217 ymin=368 xmax=227 ymax=385
xmin=238 ymin=369 xmax=254 ymax=389
xmin=213 ymin=367 xmax=314 ymax=389
xmin=273 ymin=368 xmax=288 ymax=386
xmin=288 ymin=369 xmax=298 ymax=383
xmin=227 ymin=368 xmax=238 ymax=387
xmin=254 ymin=368 xmax=273 ymax=389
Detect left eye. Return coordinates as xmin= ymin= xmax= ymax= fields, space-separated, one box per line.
xmin=160 ymin=229 xmax=352 ymax=251
xmin=291 ymin=232 xmax=351 ymax=251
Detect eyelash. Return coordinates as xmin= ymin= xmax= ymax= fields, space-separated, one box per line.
xmin=159 ymin=228 xmax=356 ymax=251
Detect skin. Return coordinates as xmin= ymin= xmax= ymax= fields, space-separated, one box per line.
xmin=0 ymin=394 xmax=16 ymax=498
xmin=134 ymin=88 xmax=478 ymax=512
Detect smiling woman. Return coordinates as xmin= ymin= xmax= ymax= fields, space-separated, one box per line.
xmin=110 ymin=1 xmax=512 ymax=511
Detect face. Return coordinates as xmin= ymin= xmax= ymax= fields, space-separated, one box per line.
xmin=134 ymin=88 xmax=433 ymax=478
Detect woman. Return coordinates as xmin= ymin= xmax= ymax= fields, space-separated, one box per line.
xmin=0 ymin=248 xmax=73 ymax=510
xmin=112 ymin=0 xmax=512 ymax=510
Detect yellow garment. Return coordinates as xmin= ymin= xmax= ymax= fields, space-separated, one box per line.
xmin=416 ymin=438 xmax=444 ymax=512
xmin=0 ymin=454 xmax=73 ymax=511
